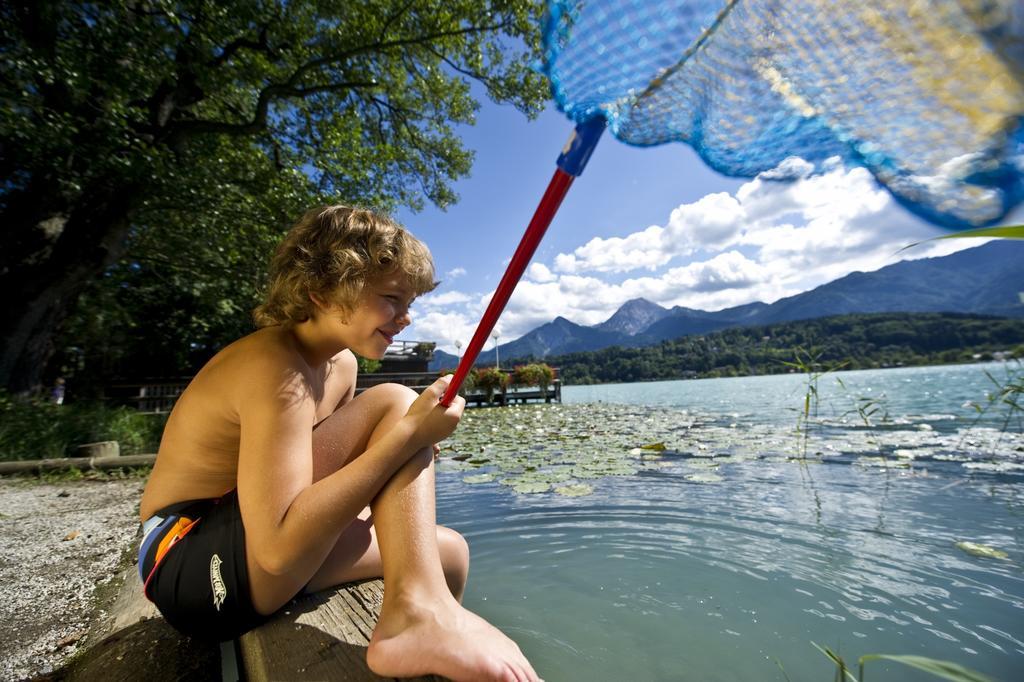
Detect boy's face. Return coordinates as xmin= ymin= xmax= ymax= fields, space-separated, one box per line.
xmin=331 ymin=272 xmax=417 ymax=359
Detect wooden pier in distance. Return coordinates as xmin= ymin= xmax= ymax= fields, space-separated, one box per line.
xmin=356 ymin=369 xmax=562 ymax=407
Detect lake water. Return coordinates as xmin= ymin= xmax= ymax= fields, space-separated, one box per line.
xmin=435 ymin=363 xmax=1024 ymax=682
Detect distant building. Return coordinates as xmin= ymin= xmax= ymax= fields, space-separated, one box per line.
xmin=378 ymin=341 xmax=435 ymax=373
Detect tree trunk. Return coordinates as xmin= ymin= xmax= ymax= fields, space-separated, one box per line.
xmin=0 ymin=178 xmax=138 ymax=395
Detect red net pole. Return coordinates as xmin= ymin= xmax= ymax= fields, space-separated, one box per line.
xmin=440 ymin=168 xmax=575 ymax=405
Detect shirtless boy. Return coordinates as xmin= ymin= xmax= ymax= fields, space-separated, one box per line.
xmin=138 ymin=205 xmax=539 ymax=682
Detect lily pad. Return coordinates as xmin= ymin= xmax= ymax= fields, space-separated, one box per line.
xmin=640 ymin=442 xmax=666 ymax=451
xmin=955 ymin=541 xmax=1009 ymax=559
xmin=555 ymin=483 xmax=594 ymax=497
xmin=686 ymin=473 xmax=724 ymax=483
xmin=463 ymin=473 xmax=495 ymax=484
xmin=513 ymin=481 xmax=551 ymax=494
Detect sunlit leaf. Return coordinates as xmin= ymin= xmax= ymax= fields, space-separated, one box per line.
xmin=954 ymin=541 xmax=1008 ymax=559
xmin=899 ymin=225 xmax=1024 ymax=253
xmin=858 ymin=654 xmax=996 ymax=682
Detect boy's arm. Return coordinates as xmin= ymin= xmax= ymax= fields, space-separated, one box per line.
xmin=236 ymin=357 xmax=457 ymax=577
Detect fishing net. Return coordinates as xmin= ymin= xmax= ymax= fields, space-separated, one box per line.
xmin=542 ymin=0 xmax=1024 ymax=228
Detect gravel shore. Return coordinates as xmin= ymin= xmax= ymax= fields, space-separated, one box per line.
xmin=0 ymin=476 xmax=144 ymax=681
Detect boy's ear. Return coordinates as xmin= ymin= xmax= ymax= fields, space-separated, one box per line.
xmin=309 ymin=293 xmax=327 ymax=311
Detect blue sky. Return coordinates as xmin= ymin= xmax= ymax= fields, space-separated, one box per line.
xmin=395 ymin=93 xmax=1012 ymax=355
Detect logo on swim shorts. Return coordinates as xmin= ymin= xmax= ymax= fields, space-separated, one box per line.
xmin=210 ymin=554 xmax=227 ymax=611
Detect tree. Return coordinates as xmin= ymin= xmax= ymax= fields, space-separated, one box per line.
xmin=0 ymin=0 xmax=547 ymax=393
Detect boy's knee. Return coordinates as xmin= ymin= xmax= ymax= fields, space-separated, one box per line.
xmin=438 ymin=526 xmax=470 ymax=570
xmin=365 ymin=382 xmax=418 ymax=409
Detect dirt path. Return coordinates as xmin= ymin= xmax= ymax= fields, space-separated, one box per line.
xmin=0 ymin=476 xmax=144 ymax=681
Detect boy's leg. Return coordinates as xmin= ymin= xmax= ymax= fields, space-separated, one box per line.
xmin=363 ymin=424 xmax=538 ymax=682
xmin=247 ymin=382 xmax=538 ymax=681
xmin=307 ymin=383 xmax=469 ymax=599
xmin=302 ymin=511 xmax=470 ymax=601
xmin=247 ymin=383 xmax=467 ymax=610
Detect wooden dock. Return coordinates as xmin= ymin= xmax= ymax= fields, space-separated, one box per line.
xmin=66 ymin=566 xmax=445 ymax=681
xmin=356 ymin=370 xmax=562 ymax=407
xmin=240 ymin=580 xmax=443 ymax=681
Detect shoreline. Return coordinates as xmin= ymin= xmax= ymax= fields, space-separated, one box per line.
xmin=0 ymin=476 xmax=144 ymax=681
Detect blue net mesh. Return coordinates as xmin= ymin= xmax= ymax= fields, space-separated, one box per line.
xmin=542 ymin=0 xmax=1024 ymax=229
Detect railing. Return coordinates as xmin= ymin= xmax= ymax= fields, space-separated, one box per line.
xmin=104 ymin=366 xmax=561 ymax=413
xmin=384 ymin=340 xmax=434 ymax=358
xmin=103 ymin=379 xmax=190 ymax=413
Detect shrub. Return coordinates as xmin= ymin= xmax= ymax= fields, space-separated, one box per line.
xmin=414 ymin=342 xmax=436 ymax=359
xmin=356 ymin=355 xmax=381 ymax=374
xmin=512 ymin=363 xmax=556 ymax=397
xmin=0 ymin=392 xmax=167 ymax=462
xmin=474 ymin=367 xmax=510 ymax=404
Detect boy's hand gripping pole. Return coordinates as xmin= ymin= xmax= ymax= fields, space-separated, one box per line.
xmin=441 ymin=118 xmax=606 ymax=406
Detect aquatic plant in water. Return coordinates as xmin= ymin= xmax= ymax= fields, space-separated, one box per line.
xmin=783 ymin=348 xmax=848 ymax=459
xmin=967 ymin=359 xmax=1024 ymax=435
xmin=441 ymin=403 xmax=696 ymax=496
xmin=814 ymin=642 xmax=995 ymax=682
xmin=438 ymin=401 xmax=1024 ymax=498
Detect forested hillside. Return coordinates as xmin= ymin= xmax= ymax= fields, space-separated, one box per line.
xmin=535 ymin=313 xmax=1024 ymax=385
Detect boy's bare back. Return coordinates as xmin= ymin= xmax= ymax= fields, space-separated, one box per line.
xmin=139 ymin=325 xmax=356 ymax=520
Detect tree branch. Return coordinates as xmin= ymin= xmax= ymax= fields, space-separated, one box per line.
xmin=377 ymin=0 xmax=418 ymax=43
xmin=168 ymin=80 xmax=378 ymax=138
xmin=160 ymin=14 xmax=512 ymax=146
xmin=426 ymin=45 xmax=498 ymax=89
xmin=208 ymin=25 xmax=275 ymax=68
xmin=292 ymin=19 xmax=512 ymax=87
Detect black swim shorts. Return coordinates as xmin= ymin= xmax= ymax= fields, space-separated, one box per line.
xmin=138 ymin=490 xmax=266 ymax=640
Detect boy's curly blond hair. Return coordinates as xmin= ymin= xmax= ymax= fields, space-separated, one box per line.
xmin=253 ymin=205 xmax=437 ymax=328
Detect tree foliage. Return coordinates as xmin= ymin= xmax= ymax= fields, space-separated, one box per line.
xmin=0 ymin=0 xmax=548 ymax=393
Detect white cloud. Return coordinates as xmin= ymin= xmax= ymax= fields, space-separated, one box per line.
xmin=527 ymin=262 xmax=556 ymax=283
xmin=663 ymin=192 xmax=746 ymax=252
xmin=444 ymin=267 xmax=467 ymax=280
xmin=553 ymin=225 xmax=668 ymax=273
xmin=406 ymin=309 xmax=477 ymax=356
xmin=418 ymin=290 xmax=472 ymax=308
xmin=408 ymin=157 xmax=991 ymax=354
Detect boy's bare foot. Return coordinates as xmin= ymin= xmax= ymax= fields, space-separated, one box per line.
xmin=367 ymin=593 xmax=540 ymax=682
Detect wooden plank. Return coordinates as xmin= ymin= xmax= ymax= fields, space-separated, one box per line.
xmin=0 ymin=454 xmax=156 ymax=475
xmin=65 ymin=567 xmax=219 ymax=681
xmin=102 ymin=566 xmax=159 ymax=636
xmin=239 ymin=579 xmax=446 ymax=682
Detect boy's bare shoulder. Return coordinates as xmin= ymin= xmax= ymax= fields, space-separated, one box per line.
xmin=214 ymin=328 xmax=317 ymax=402
xmin=331 ymin=348 xmax=358 ymax=380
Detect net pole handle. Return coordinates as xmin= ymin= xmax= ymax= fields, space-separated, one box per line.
xmin=440 ymin=118 xmax=606 ymax=407
xmin=440 ymin=169 xmax=574 ymax=405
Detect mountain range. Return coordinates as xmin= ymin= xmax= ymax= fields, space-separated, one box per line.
xmin=429 ymin=241 xmax=1024 ymax=371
